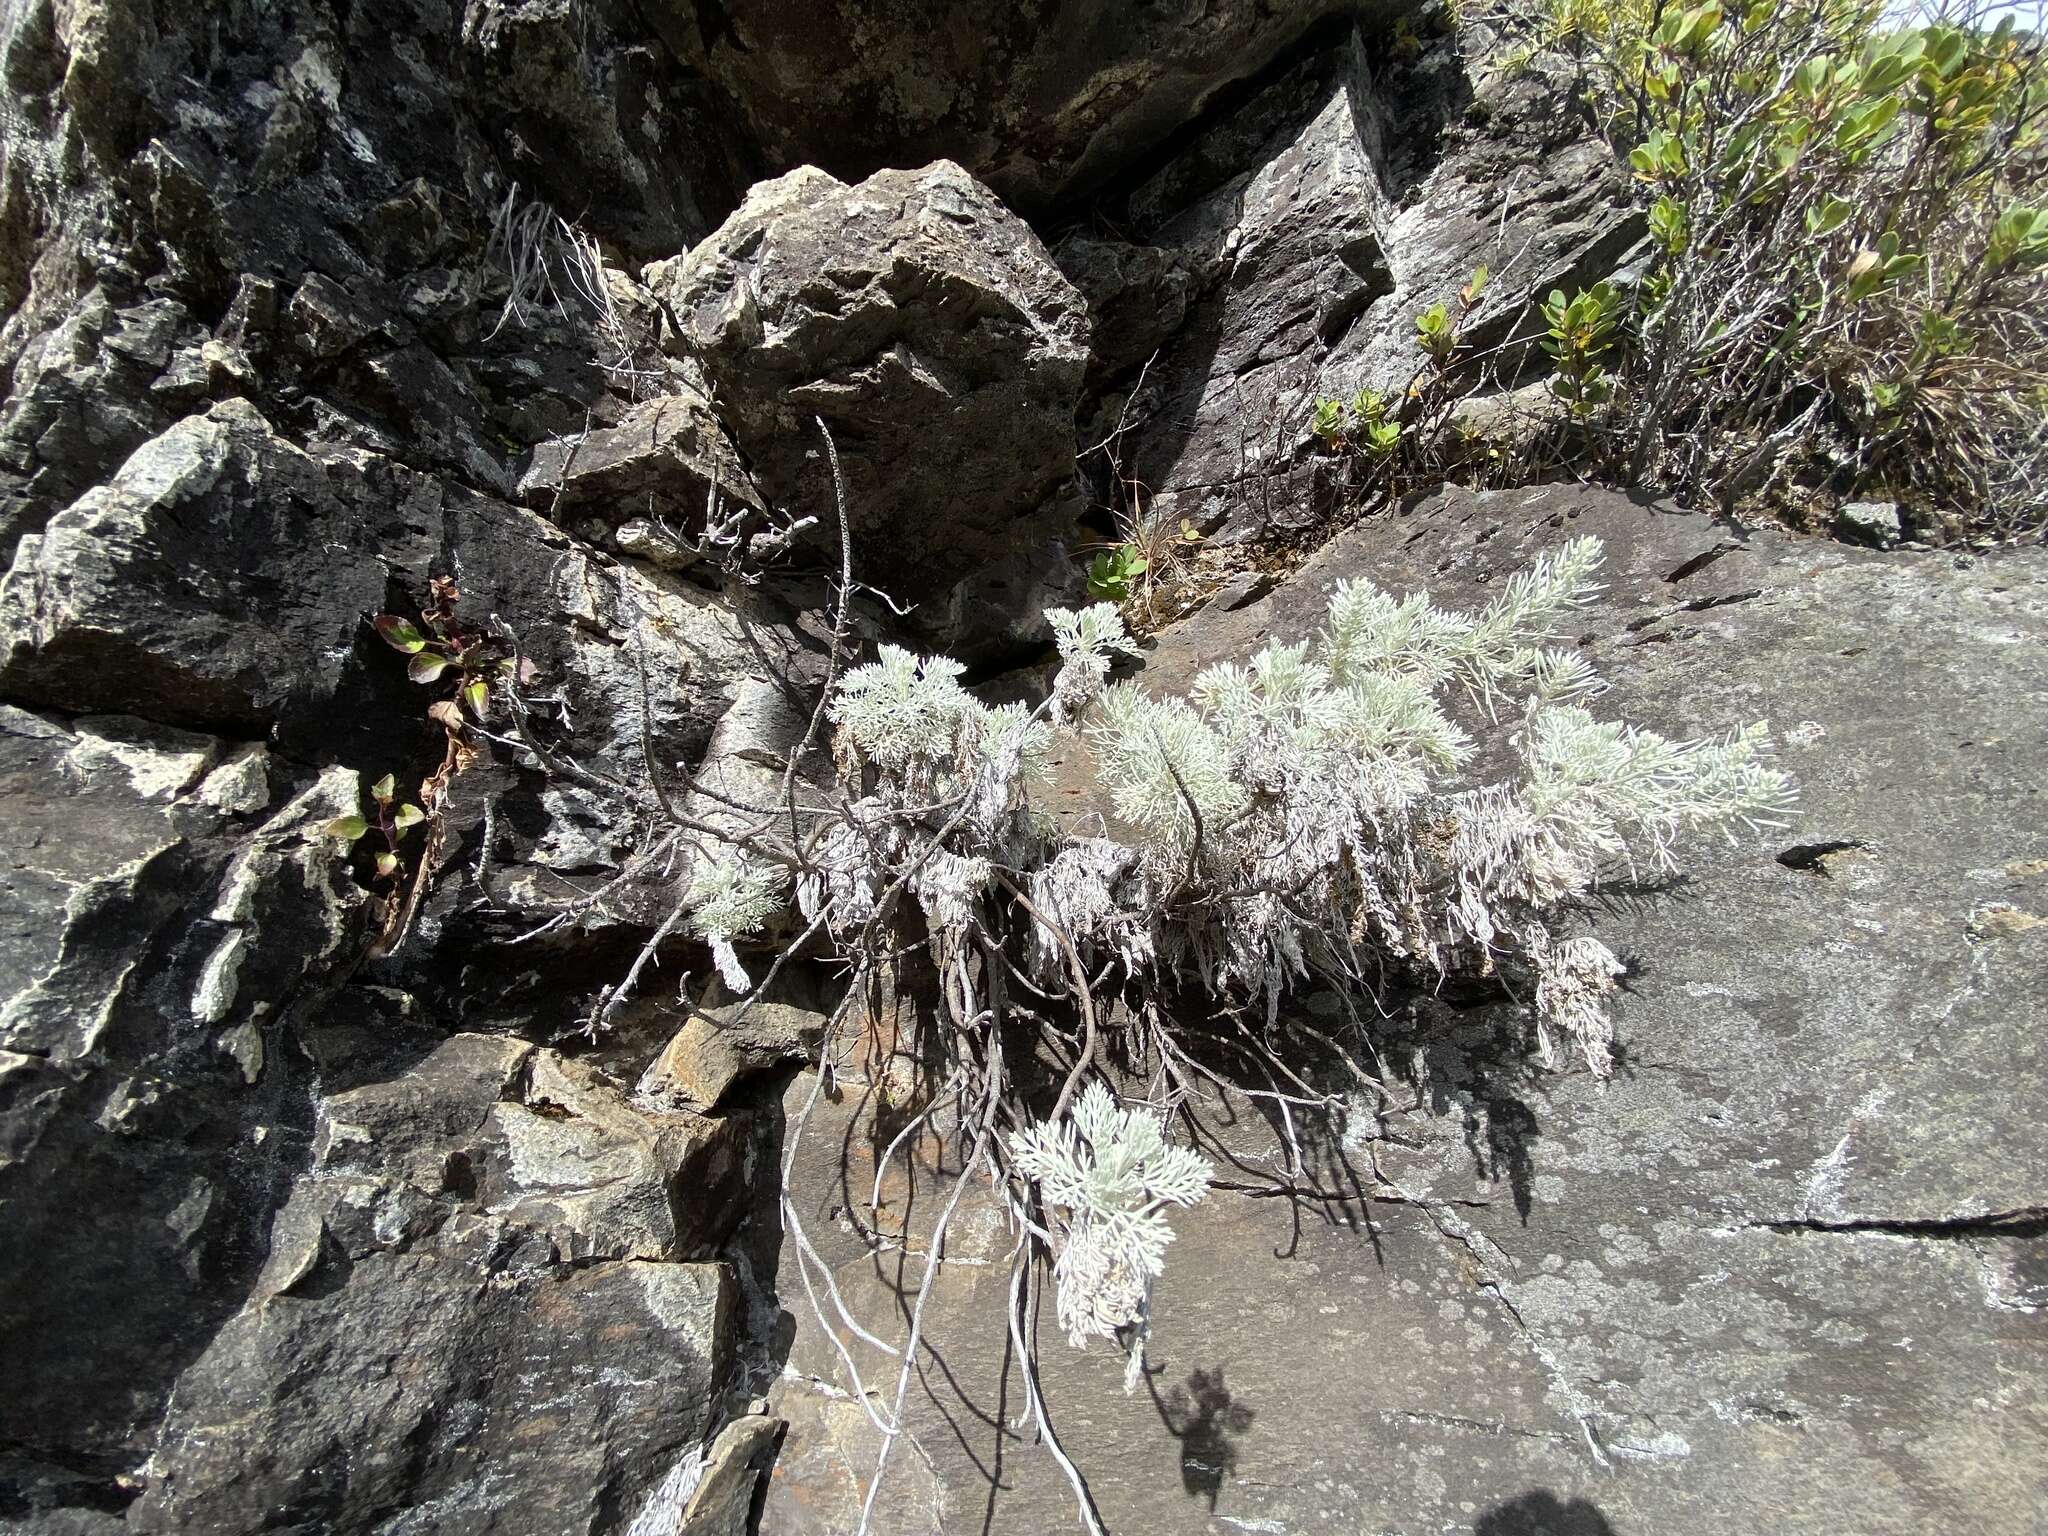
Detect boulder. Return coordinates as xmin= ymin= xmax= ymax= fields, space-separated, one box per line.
xmin=1839 ymin=498 xmax=1904 ymax=548
xmin=517 ymin=391 xmax=766 ymax=557
xmin=762 ymin=484 xmax=2048 ymax=1534
xmin=639 ymin=999 xmax=830 ymax=1111
xmin=0 ymin=400 xmax=407 ymax=738
xmin=647 ymin=160 xmax=1091 ymax=656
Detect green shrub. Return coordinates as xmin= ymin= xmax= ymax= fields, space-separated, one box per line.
xmin=1524 ymin=0 xmax=2047 ymax=537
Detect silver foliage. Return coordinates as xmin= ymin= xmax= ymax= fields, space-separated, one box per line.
xmin=672 ymin=534 xmax=1790 ymax=1450
xmin=1009 ymin=1083 xmax=1213 ymax=1351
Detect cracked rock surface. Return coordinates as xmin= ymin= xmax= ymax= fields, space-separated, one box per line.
xmin=764 ymin=484 xmax=2048 ymax=1535
xmin=2 ymin=0 xmax=2041 ymax=1526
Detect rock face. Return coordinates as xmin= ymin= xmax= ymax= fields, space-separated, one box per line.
xmin=1064 ymin=19 xmax=1640 ymax=544
xmin=649 ymin=160 xmax=1091 ymax=656
xmin=762 ymin=484 xmax=2048 ymax=1534
xmin=0 ymin=0 xmax=823 ymax=1526
xmin=0 ymin=707 xmax=366 ymax=1518
xmin=638 ymin=0 xmax=1418 ymax=215
xmin=132 ymin=1030 xmax=740 ymax=1534
xmin=3 ymin=0 xmax=2038 ymax=1529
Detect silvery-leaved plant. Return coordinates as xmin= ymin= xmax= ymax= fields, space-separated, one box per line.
xmin=537 ymin=507 xmax=1799 ymax=1533
xmin=680 ymin=537 xmax=1793 ymax=1077
xmin=683 ymin=853 xmax=785 ymax=991
xmin=1047 ymin=603 xmax=1142 ymax=723
xmin=1010 ymin=1083 xmax=1213 ymax=1370
xmin=1064 ymin=534 xmax=1794 ymax=1069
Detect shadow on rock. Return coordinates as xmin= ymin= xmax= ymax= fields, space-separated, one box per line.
xmin=1146 ymin=1364 xmax=1256 ymax=1511
xmin=1475 ymin=1488 xmax=1622 ymax=1536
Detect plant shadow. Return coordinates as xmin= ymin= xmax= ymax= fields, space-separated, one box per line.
xmin=1144 ymin=1364 xmax=1257 ymax=1512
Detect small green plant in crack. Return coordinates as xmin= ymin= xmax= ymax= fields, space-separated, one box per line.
xmin=360 ymin=573 xmax=510 ymax=952
xmin=1085 ymin=543 xmax=1150 ymax=604
xmin=325 ymin=773 xmax=427 ymax=882
xmin=1311 ymin=386 xmax=1401 ymax=455
xmin=373 ymin=574 xmax=508 ymax=720
xmin=1311 ymin=266 xmax=1487 ymax=497
xmin=1541 ymin=281 xmax=1622 ymax=420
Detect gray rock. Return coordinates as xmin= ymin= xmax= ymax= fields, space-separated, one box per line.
xmin=315 ymin=1034 xmax=749 ymax=1263
xmin=1839 ymin=498 xmax=1903 ymax=548
xmin=12 ymin=0 xmax=2030 ymax=1530
xmin=1201 ymin=568 xmax=1277 ymax=612
xmin=0 ymin=389 xmax=829 ymax=948
xmin=676 ymin=1414 xmax=783 ymax=1536
xmin=1074 ymin=22 xmax=1641 ymax=543
xmin=0 ymin=0 xmax=829 ymax=1525
xmin=0 ymin=400 xmax=393 ymax=736
xmin=518 ymin=391 xmax=764 ymax=530
xmin=762 ymin=484 xmax=2048 ymax=1534
xmin=118 ymin=1020 xmax=744 ymax=1532
xmin=647 ymin=161 xmax=1090 ymax=654
xmin=1329 ymin=37 xmax=1644 ymax=402
xmin=0 ymin=708 xmax=367 ymax=1515
xmin=482 ymin=1050 xmax=751 ymax=1261
xmin=1104 ymin=31 xmax=1395 ymax=538
xmin=457 ymin=0 xmax=754 ymax=258
xmin=0 ymin=288 xmax=199 ymax=562
xmin=639 ymin=1000 xmax=830 ymax=1111
xmin=135 ymin=1227 xmax=735 ymax=1535
xmin=1052 ymin=236 xmax=1200 ymax=385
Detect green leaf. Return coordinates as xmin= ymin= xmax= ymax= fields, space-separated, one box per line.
xmin=462 ymin=677 xmax=489 ymax=717
xmin=373 ymin=615 xmax=427 ymax=654
xmin=370 ymin=773 xmax=395 ymax=803
xmin=408 ymin=651 xmax=453 ymax=685
xmin=393 ymin=803 xmax=427 ymax=832
xmin=325 ymin=814 xmax=369 ymax=843
xmin=374 ymin=851 xmax=400 ymax=879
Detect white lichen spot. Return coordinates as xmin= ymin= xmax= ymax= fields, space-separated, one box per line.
xmin=192 ymin=929 xmax=248 ymax=1026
